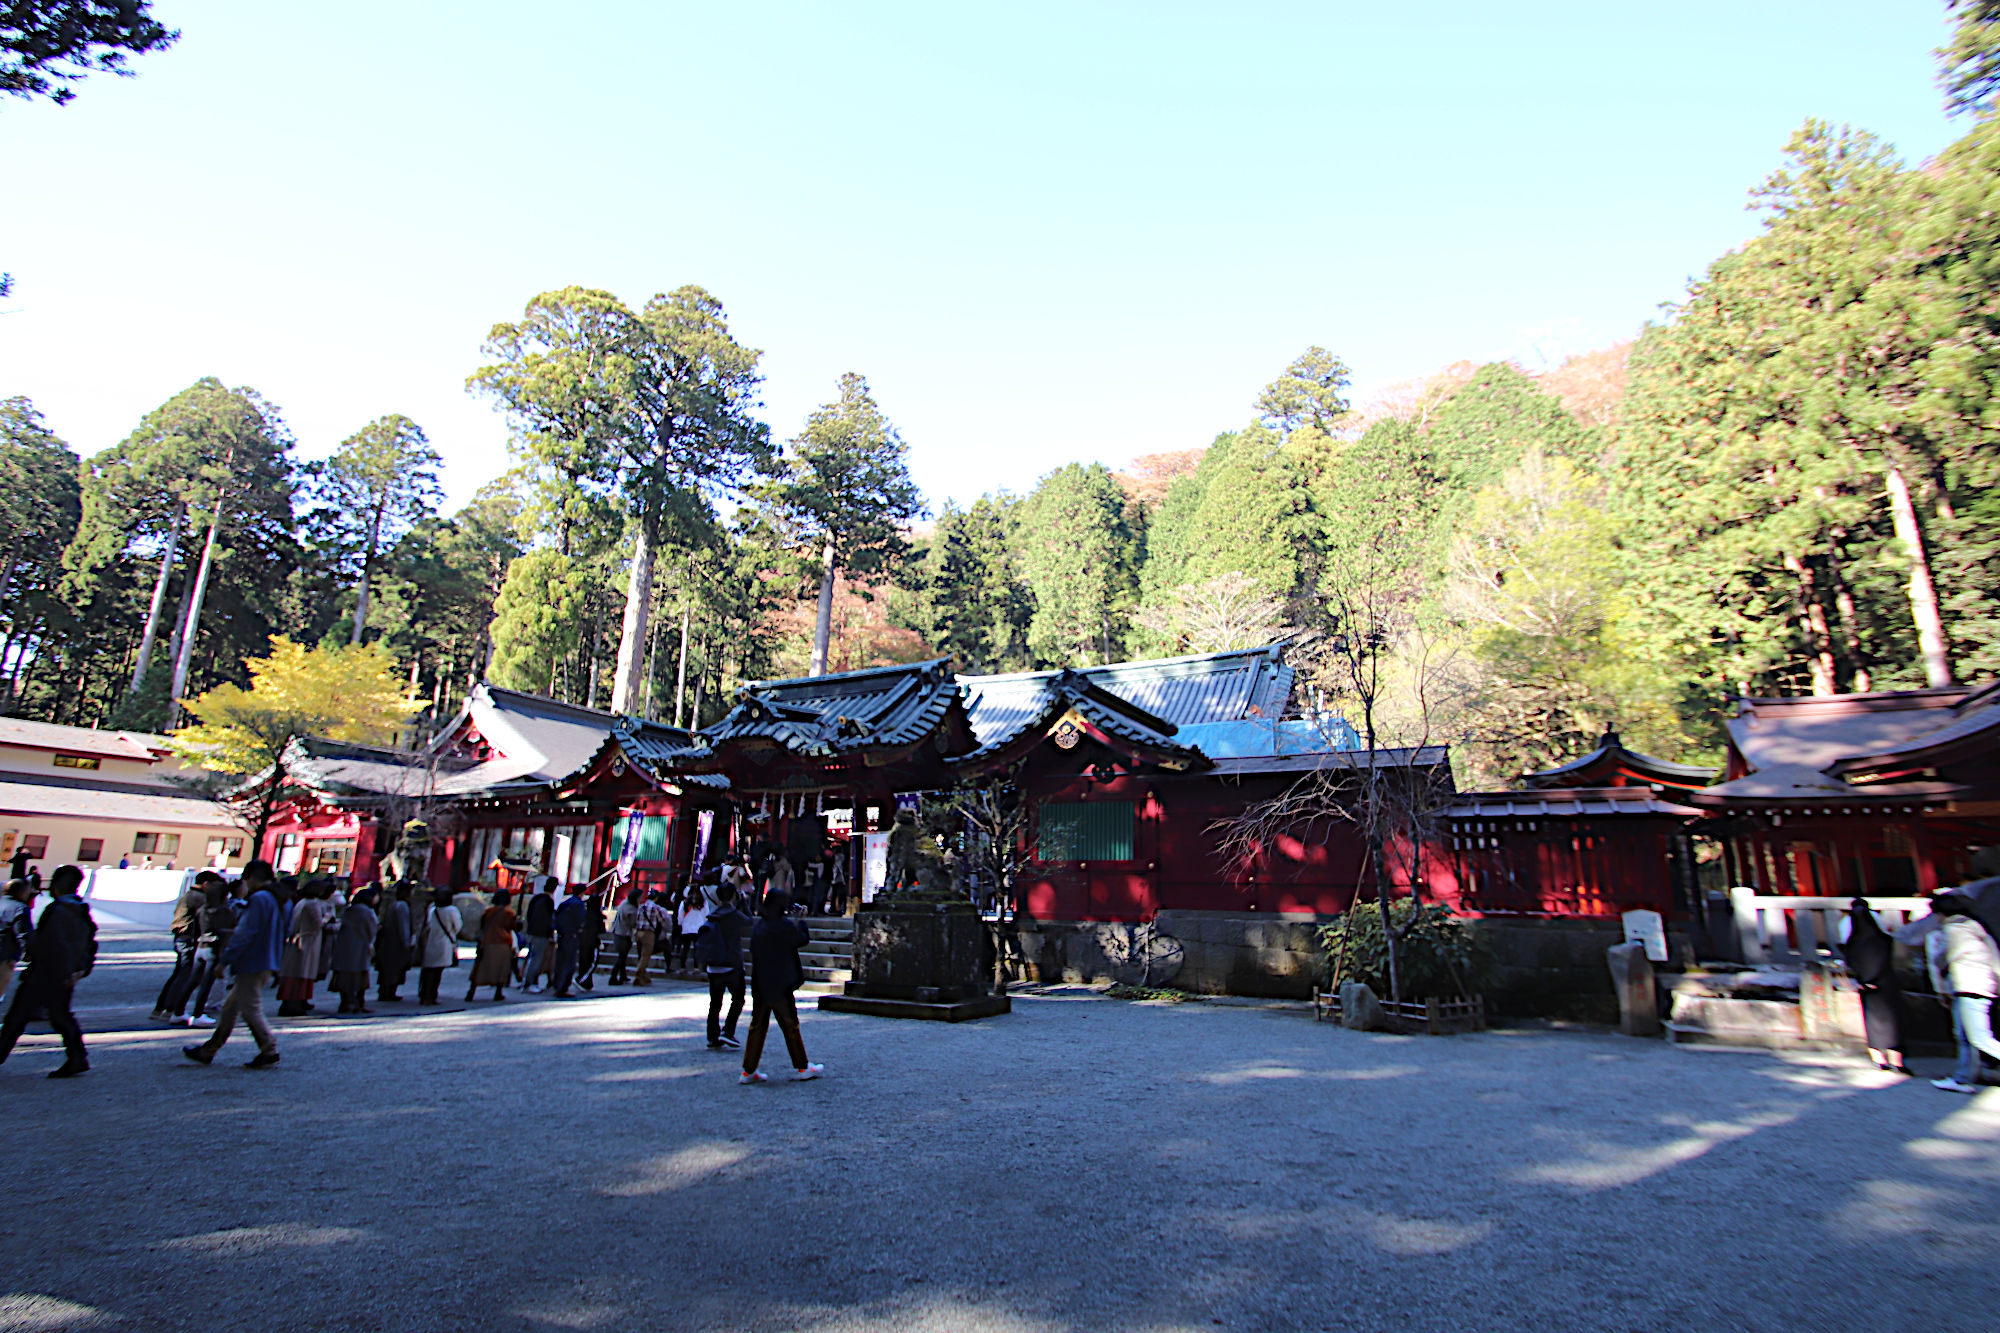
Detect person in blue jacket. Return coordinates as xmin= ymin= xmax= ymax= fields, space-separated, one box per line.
xmin=183 ymin=860 xmax=284 ymax=1069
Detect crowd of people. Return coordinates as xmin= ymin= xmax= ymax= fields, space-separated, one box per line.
xmin=0 ymin=843 xmax=855 ymax=1083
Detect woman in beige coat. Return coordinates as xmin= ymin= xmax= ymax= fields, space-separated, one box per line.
xmin=415 ymin=888 xmax=463 ymax=1005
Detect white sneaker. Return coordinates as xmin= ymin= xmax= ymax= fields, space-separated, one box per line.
xmin=190 ymin=1015 xmax=216 ymax=1027
xmin=1933 ymin=1076 xmax=1980 ymax=1094
xmin=740 ymin=1070 xmax=768 ymax=1085
xmin=791 ymin=1063 xmax=825 ymax=1081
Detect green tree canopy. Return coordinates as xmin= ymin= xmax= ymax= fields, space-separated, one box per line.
xmin=1014 ymin=462 xmax=1142 ymax=666
xmin=760 ymin=373 xmax=924 ymax=676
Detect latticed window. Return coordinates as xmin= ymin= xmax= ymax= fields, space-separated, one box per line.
xmin=1037 ymin=801 xmax=1135 ymax=862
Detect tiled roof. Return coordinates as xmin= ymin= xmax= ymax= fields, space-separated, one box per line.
xmin=592 ymin=719 xmax=727 ymax=790
xmin=0 ymin=775 xmax=238 ymax=825
xmin=699 ymin=659 xmax=964 ymax=759
xmin=1522 ymin=729 xmax=1715 ymax=789
xmin=0 ymin=716 xmax=168 ymax=762
xmin=1726 ymin=688 xmax=1971 ymax=772
xmin=1448 ymin=786 xmax=1698 ymax=819
xmin=956 ymin=668 xmax=1202 ymax=766
xmin=1687 ymin=763 xmax=1960 ymax=806
xmin=1206 ymin=744 xmax=1448 ymax=779
xmin=959 ymin=645 xmax=1293 ymax=749
xmin=453 ymin=685 xmax=626 ymax=788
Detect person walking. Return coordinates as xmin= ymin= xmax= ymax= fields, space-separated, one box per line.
xmin=330 ymin=886 xmax=380 ymax=1015
xmin=183 ymin=876 xmax=240 ymax=1027
xmin=631 ymin=890 xmax=667 ymax=986
xmin=151 ymin=873 xmax=212 ymax=1023
xmin=739 ymin=890 xmax=825 ymax=1085
xmin=467 ymin=889 xmax=516 ymax=1002
xmin=278 ymin=879 xmax=335 ymax=1016
xmin=608 ymin=889 xmax=639 ymax=985
xmin=183 ymin=860 xmax=283 ymax=1069
xmin=577 ymin=890 xmax=604 ymax=992
xmin=1927 ymin=888 xmax=2000 ymax=1093
xmin=697 ymin=883 xmax=748 ymax=1051
xmin=521 ymin=876 xmax=556 ymax=993
xmin=550 ymin=885 xmax=587 ymax=998
xmin=415 ymin=887 xmax=463 ymax=1005
xmin=0 ymin=865 xmax=94 ymax=1077
xmin=168 ymin=876 xmax=226 ymax=1027
xmin=0 ymin=876 xmax=35 ymax=1001
xmin=375 ymin=883 xmax=413 ymax=1002
xmin=1842 ymin=897 xmax=1909 ymax=1074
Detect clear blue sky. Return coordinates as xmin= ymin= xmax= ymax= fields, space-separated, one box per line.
xmin=0 ymin=1 xmax=1966 ymax=511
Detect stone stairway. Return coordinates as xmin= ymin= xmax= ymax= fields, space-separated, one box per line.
xmin=798 ymin=916 xmax=855 ymax=994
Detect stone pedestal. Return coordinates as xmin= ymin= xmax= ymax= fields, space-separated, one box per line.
xmin=1606 ymin=942 xmax=1660 ymax=1037
xmin=816 ymin=900 xmax=1011 ymax=1022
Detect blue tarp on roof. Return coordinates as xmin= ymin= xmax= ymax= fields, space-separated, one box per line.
xmin=1175 ymin=716 xmax=1360 ymax=758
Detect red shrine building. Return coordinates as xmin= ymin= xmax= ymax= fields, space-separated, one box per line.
xmin=1686 ymin=684 xmax=2000 ymax=897
xmin=252 ymin=641 xmax=2000 ymax=1000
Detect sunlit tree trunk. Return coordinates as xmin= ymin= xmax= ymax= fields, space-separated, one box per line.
xmin=1885 ymin=463 xmax=1953 ymax=688
xmin=352 ymin=498 xmax=387 ymax=644
xmin=611 ymin=506 xmax=658 ymax=712
xmin=674 ymin=602 xmax=690 ymax=727
xmin=168 ymin=493 xmax=227 ymax=716
xmin=810 ymin=533 xmax=837 ymax=677
xmin=130 ymin=501 xmax=185 ymax=694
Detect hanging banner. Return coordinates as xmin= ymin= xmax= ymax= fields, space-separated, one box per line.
xmin=861 ymin=831 xmax=890 ymax=903
xmin=694 ymin=810 xmax=714 ymax=874
xmin=615 ymin=808 xmax=644 ymax=884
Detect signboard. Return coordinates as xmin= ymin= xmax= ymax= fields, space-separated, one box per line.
xmin=824 ymin=807 xmax=853 ymax=835
xmin=1622 ymin=908 xmax=1668 ymax=963
xmin=894 ymin=792 xmax=922 ymax=813
xmin=552 ymin=832 xmax=573 ymax=887
xmin=861 ymin=831 xmax=889 ymax=903
xmin=614 ymin=808 xmax=644 ymax=884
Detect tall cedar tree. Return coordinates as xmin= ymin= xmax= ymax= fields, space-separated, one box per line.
xmin=470 ymin=286 xmax=766 ymax=712
xmin=0 ymin=397 xmax=82 ymax=710
xmin=1014 ymin=463 xmax=1142 ymax=666
xmin=307 ymin=415 xmax=443 ymax=643
xmin=762 ymin=373 xmax=923 ymax=677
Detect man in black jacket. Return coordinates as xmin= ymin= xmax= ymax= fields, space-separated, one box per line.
xmin=0 ymin=864 xmax=95 ymax=1077
xmin=521 ymin=877 xmax=556 ymax=993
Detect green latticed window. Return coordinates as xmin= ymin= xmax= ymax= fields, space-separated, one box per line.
xmin=1037 ymin=801 xmax=1135 ymax=862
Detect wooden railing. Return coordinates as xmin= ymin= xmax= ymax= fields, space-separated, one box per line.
xmin=1724 ymin=887 xmax=1928 ymax=967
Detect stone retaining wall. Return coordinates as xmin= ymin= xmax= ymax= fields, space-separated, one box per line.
xmin=1008 ymin=912 xmax=1693 ymax=1014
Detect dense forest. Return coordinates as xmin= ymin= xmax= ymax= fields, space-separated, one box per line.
xmin=8 ymin=9 xmax=2000 ymax=785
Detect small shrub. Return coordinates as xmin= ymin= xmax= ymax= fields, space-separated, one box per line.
xmin=1317 ymin=899 xmax=1487 ymax=1000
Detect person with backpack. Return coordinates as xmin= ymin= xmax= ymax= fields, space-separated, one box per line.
xmin=415 ymin=887 xmax=463 ymax=1005
xmin=183 ymin=859 xmax=284 ymax=1070
xmin=631 ymin=890 xmax=669 ymax=986
xmin=0 ymin=864 xmax=94 ymax=1077
xmin=151 ymin=873 xmax=212 ymax=1023
xmin=697 ymin=883 xmax=749 ymax=1051
xmin=739 ymin=890 xmax=824 ymax=1085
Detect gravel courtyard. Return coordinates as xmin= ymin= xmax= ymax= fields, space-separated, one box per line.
xmin=3 ymin=917 xmax=1998 ymax=1332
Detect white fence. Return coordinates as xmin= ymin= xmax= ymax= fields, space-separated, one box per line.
xmin=79 ymin=867 xmax=236 ymax=929
xmin=1726 ymin=887 xmax=1928 ymax=967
